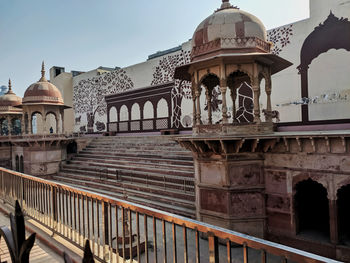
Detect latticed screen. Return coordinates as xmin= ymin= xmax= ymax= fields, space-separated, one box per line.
xmin=156 ymin=118 xmax=168 ymax=129
xmin=119 ymin=122 xmax=128 ymax=132
xmin=142 ymin=120 xmax=153 ymax=130
xmin=109 ymin=123 xmax=118 ymax=132
xmin=130 ymin=121 xmax=140 ymax=131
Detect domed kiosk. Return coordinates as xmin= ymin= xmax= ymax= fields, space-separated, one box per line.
xmin=175 ymin=0 xmax=292 ymax=135
xmin=21 ymin=62 xmax=70 ymax=134
xmin=0 ymin=79 xmax=23 ymax=135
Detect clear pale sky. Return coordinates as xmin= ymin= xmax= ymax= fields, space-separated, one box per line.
xmin=0 ymin=0 xmax=309 ymax=96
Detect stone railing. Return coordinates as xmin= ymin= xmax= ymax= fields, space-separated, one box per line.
xmin=192 ymin=37 xmax=271 ymax=58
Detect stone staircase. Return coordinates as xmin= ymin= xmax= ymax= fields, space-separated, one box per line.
xmin=53 ymin=136 xmax=196 ymax=218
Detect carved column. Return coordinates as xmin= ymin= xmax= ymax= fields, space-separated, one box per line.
xmin=205 ymin=87 xmax=212 ymax=125
xmin=56 ymin=110 xmax=61 ymax=134
xmin=192 ymin=87 xmax=197 ymax=127
xmin=195 ymin=84 xmax=202 ymax=125
xmin=28 ymin=111 xmax=32 ymax=135
xmin=265 ymin=76 xmax=272 ymax=123
xmin=21 ymin=114 xmax=25 ymax=135
xmin=220 ymin=79 xmax=228 ymax=124
xmin=252 ymin=77 xmax=261 ymax=123
xmin=230 ymin=85 xmax=238 ymax=123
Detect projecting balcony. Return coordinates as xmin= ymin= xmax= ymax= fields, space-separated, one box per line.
xmin=0 ymin=167 xmax=340 ymax=263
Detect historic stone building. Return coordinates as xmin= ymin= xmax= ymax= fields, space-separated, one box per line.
xmin=1 ymin=0 xmax=350 ymax=261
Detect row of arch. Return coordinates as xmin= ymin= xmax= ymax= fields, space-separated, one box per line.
xmin=109 ymin=99 xmax=169 ymax=123
xmin=23 ymin=111 xmax=63 ymax=134
xmin=15 ymin=155 xmax=24 ymax=173
xmin=193 ymin=69 xmax=272 ymax=126
xmin=294 ymin=179 xmax=350 ymax=244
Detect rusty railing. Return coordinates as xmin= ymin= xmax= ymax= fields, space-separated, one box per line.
xmin=0 ymin=167 xmax=341 ymax=263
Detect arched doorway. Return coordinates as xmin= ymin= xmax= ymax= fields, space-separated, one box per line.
xmin=15 ymin=155 xmax=19 ymax=171
xmin=337 ymin=184 xmax=350 ymax=245
xmin=294 ymin=179 xmax=330 ymax=241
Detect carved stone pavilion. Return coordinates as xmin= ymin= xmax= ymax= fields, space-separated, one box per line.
xmin=175 ymin=0 xmax=293 ymax=237
xmin=175 ymin=0 xmax=292 ymax=135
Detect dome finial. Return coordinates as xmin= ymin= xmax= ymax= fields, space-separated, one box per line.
xmin=6 ymin=78 xmax=14 ymax=94
xmin=39 ymin=61 xmax=47 ymax=82
xmin=218 ymin=0 xmax=238 ymax=11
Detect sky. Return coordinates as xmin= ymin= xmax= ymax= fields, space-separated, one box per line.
xmin=0 ymin=0 xmax=309 ymax=96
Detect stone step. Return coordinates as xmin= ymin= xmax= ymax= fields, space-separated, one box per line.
xmin=75 ymin=153 xmax=193 ymax=167
xmin=80 ymin=149 xmax=193 ymax=160
xmin=57 ymin=171 xmax=194 ymax=199
xmin=52 ymin=176 xmax=195 ymax=218
xmin=85 ymin=146 xmax=190 ymax=155
xmin=60 ymin=165 xmax=195 ymax=185
xmin=69 ymin=157 xmax=194 ymax=173
xmin=59 ymin=168 xmax=195 ymax=192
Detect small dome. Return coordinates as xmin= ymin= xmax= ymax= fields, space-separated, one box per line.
xmin=23 ymin=62 xmax=64 ymax=105
xmin=192 ymin=1 xmax=267 ymax=48
xmin=0 ymin=79 xmax=22 ymax=107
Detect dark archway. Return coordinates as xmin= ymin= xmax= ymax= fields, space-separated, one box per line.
xmin=294 ymin=179 xmax=330 ymax=241
xmin=67 ymin=141 xmax=78 ymax=155
xmin=337 ymin=184 xmax=350 ymax=244
xmin=297 ymin=12 xmax=350 ymax=123
xmin=15 ymin=155 xmax=19 ymax=172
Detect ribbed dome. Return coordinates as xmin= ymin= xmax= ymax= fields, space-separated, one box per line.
xmin=23 ymin=62 xmax=64 ymax=105
xmin=192 ymin=1 xmax=267 ymax=48
xmin=0 ymin=79 xmax=22 ymax=107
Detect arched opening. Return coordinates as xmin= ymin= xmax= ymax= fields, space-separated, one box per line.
xmin=294 ymin=179 xmax=330 ymax=241
xmin=157 ymin=98 xmax=169 ymax=118
xmin=32 ymin=112 xmax=43 ymax=134
xmin=227 ymin=71 xmax=253 ymax=123
xmin=131 ymin=103 xmax=141 ymax=120
xmin=46 ymin=112 xmax=57 ymax=134
xmin=143 ymin=101 xmax=154 ymax=119
xmin=15 ymin=155 xmax=19 ymax=172
xmin=109 ymin=106 xmax=118 ymax=122
xmin=0 ymin=118 xmax=8 ymax=135
xmin=200 ymin=74 xmax=220 ymax=124
xmin=119 ymin=105 xmax=129 ymax=121
xmin=337 ymin=184 xmax=350 ymax=245
xmin=19 ymin=155 xmax=24 ymax=173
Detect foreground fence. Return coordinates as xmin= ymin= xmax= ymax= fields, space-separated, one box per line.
xmin=0 ymin=167 xmax=340 ymax=263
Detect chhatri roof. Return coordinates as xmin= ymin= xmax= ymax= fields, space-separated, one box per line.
xmin=192 ymin=0 xmax=267 ymax=50
xmin=22 ymin=62 xmax=64 ymax=106
xmin=0 ymin=79 xmax=23 ymax=115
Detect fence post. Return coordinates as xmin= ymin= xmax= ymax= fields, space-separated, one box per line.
xmin=51 ymin=186 xmax=58 ymax=230
xmin=208 ymin=232 xmax=219 ymax=263
xmin=102 ymin=201 xmax=109 ymax=260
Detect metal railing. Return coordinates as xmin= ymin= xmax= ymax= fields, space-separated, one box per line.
xmin=0 ymin=167 xmax=340 ymax=263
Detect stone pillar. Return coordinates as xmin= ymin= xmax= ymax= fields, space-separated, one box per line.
xmin=252 ymin=77 xmax=261 ymax=123
xmin=329 ymin=199 xmax=338 ymax=244
xmin=195 ymin=84 xmax=202 ymax=126
xmin=230 ymin=86 xmax=238 ymax=123
xmin=206 ymin=88 xmax=212 ymax=125
xmin=28 ymin=111 xmax=32 ymax=135
xmin=265 ymin=76 xmax=272 ymax=123
xmin=61 ymin=109 xmax=65 ymax=134
xmin=220 ymin=79 xmax=228 ymax=124
xmin=56 ymin=110 xmax=61 ymax=134
xmin=192 ymin=88 xmax=197 ymax=127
